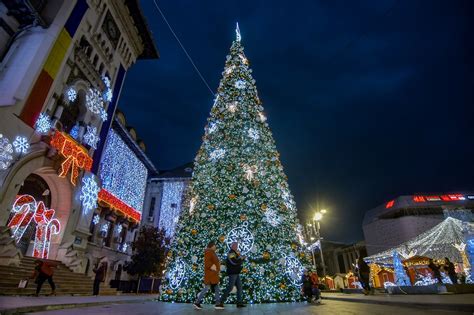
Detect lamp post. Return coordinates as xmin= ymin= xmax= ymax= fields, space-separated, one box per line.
xmin=312 ymin=210 xmax=327 ymax=277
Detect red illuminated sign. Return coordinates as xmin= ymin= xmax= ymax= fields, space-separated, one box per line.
xmin=413 ymin=194 xmax=466 ymax=203
xmin=385 ymin=200 xmax=395 ymax=208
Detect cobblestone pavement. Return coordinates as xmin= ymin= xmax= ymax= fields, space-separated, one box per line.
xmin=25 ymin=300 xmax=472 ymax=315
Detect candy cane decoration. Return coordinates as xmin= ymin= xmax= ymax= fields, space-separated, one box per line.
xmin=32 ymin=202 xmax=61 ymax=259
xmin=7 ymin=195 xmax=37 ymax=242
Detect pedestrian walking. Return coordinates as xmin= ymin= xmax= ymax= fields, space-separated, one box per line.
xmin=193 ymin=241 xmax=224 ymax=310
xmin=92 ymin=260 xmax=108 ymax=296
xmin=301 ymin=270 xmax=313 ymax=302
xmin=218 ymin=242 xmax=246 ymax=308
xmin=444 ymin=257 xmax=457 ymax=284
xmin=31 ymin=259 xmax=56 ymax=296
xmin=356 ymin=256 xmax=371 ymax=295
xmin=428 ymin=259 xmax=443 ymax=284
xmin=310 ymin=270 xmax=321 ymax=303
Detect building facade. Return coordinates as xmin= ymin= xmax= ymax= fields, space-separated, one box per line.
xmin=0 ymin=0 xmax=158 ymax=282
xmin=363 ymin=193 xmax=474 ymax=256
xmin=142 ymin=163 xmax=193 ymax=238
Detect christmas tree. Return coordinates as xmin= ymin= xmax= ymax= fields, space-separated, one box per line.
xmin=159 ymin=24 xmax=308 ymax=303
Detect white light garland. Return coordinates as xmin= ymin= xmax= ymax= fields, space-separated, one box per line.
xmin=225 ymin=221 xmax=254 ymax=255
xmin=83 ymin=126 xmax=100 ymax=149
xmin=209 ymin=148 xmax=225 ymax=161
xmin=35 ymin=113 xmax=52 ymax=134
xmin=159 ymin=181 xmax=186 ymax=237
xmin=99 ymin=129 xmax=148 ymax=212
xmin=13 ymin=136 xmax=29 ymax=154
xmin=80 ymin=174 xmax=100 ymax=214
xmin=0 ymin=134 xmax=13 ymax=170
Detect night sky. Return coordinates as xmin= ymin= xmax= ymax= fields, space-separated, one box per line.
xmin=119 ymin=0 xmax=474 ymax=243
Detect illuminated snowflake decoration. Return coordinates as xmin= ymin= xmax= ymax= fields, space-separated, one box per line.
xmin=83 ymin=126 xmax=100 ymax=149
xmin=80 ymin=174 xmax=100 ymax=214
xmin=258 ymin=112 xmax=267 ymax=123
xmin=116 ymin=225 xmax=123 ymax=234
xmin=65 ymin=87 xmax=77 ymax=103
xmin=69 ymin=124 xmax=79 ymax=139
xmin=99 ymin=107 xmax=108 ymax=122
xmin=264 ymin=208 xmax=282 ymax=227
xmin=102 ymin=76 xmax=113 ymax=102
xmin=35 ymin=113 xmax=52 ymax=134
xmin=235 ymin=79 xmax=246 ymax=89
xmin=122 ymin=243 xmax=128 ymax=253
xmin=226 ymin=221 xmax=254 ymax=255
xmin=168 ymin=258 xmax=186 ymax=289
xmin=284 ymin=254 xmax=304 ymax=286
xmin=0 ymin=134 xmax=14 ymax=170
xmin=86 ymin=88 xmax=104 ymax=115
xmin=208 ymin=122 xmax=218 ymax=134
xmin=100 ymin=222 xmax=110 ymax=234
xmin=92 ymin=214 xmax=100 ymax=225
xmin=248 ymin=128 xmax=259 ymax=140
xmin=209 ymin=148 xmax=225 ymax=161
xmin=13 ymin=136 xmax=29 ymax=154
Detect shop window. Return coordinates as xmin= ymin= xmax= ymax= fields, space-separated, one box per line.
xmin=148 ymin=197 xmax=156 ymax=217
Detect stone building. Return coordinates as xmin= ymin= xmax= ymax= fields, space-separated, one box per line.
xmin=142 ymin=163 xmax=193 ymax=238
xmin=0 ymin=0 xmax=158 ymax=284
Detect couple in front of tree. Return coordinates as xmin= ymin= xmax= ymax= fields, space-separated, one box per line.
xmin=193 ymin=241 xmax=246 ymax=310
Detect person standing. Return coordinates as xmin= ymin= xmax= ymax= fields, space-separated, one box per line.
xmin=301 ymin=270 xmax=313 ymax=302
xmin=31 ymin=259 xmax=56 ymax=296
xmin=93 ymin=260 xmax=108 ymax=296
xmin=310 ymin=270 xmax=321 ymax=303
xmin=218 ymin=242 xmax=246 ymax=308
xmin=193 ymin=241 xmax=224 ymax=310
xmin=428 ymin=259 xmax=443 ymax=284
xmin=444 ymin=257 xmax=457 ymax=284
xmin=356 ymin=256 xmax=371 ymax=295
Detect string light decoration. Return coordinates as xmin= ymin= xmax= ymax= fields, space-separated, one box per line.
xmin=168 ymin=258 xmax=187 ymax=289
xmin=160 ymin=24 xmax=305 ymax=303
xmin=365 ymin=217 xmax=466 ymax=265
xmin=50 ymin=131 xmax=93 ymax=185
xmin=13 ymin=136 xmax=29 ymax=154
xmin=159 ymin=181 xmax=186 ymax=237
xmin=102 ymin=76 xmax=113 ymax=102
xmin=258 ymin=112 xmax=267 ymax=123
xmin=65 ymin=86 xmax=77 ymax=103
xmin=209 ymin=148 xmax=225 ymax=161
xmin=83 ymin=126 xmax=100 ymax=149
xmin=99 ymin=129 xmax=147 ymax=214
xmin=98 ymin=188 xmax=141 ymax=223
xmin=80 ymin=173 xmax=100 ymax=214
xmin=225 ymin=221 xmax=254 ymax=255
xmin=35 ymin=113 xmax=52 ymax=134
xmin=0 ymin=133 xmax=13 ymax=170
xmin=7 ymin=195 xmax=60 ymax=259
xmin=122 ymin=243 xmax=128 ymax=253
xmin=248 ymin=128 xmax=259 ymax=141
xmin=92 ymin=214 xmax=100 ymax=225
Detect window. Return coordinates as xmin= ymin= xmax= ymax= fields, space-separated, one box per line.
xmin=149 ymin=197 xmax=156 ymax=217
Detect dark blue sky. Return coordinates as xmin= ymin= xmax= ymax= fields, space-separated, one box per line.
xmin=119 ymin=0 xmax=474 ymax=243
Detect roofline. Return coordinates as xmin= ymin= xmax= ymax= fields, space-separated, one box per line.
xmin=124 ymin=0 xmax=159 ymax=59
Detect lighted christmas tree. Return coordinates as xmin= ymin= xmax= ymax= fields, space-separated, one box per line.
xmin=159 ymin=24 xmax=308 ymax=303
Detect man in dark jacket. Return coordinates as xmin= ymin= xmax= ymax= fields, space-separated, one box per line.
xmin=93 ymin=260 xmax=108 ymax=296
xmin=444 ymin=257 xmax=457 ymax=284
xmin=31 ymin=260 xmax=56 ymax=296
xmin=218 ymin=242 xmax=246 ymax=308
xmin=301 ymin=270 xmax=313 ymax=302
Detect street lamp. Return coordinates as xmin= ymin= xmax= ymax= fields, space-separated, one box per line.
xmin=312 ymin=210 xmax=327 ymax=277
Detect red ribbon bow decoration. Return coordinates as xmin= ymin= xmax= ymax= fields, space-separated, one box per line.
xmin=50 ymin=131 xmax=93 ymax=185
